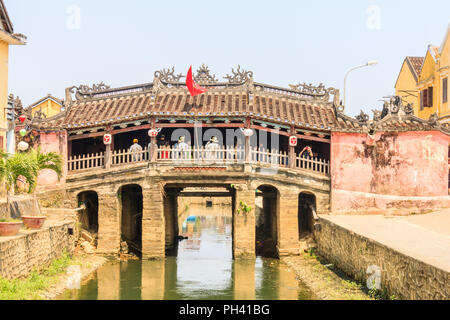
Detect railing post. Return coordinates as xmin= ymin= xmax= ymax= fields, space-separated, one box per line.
xmin=105 ymin=144 xmax=111 ymax=169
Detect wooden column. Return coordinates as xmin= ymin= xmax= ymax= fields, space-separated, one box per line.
xmin=150 ymin=136 xmax=157 ymax=162
xmin=105 ymin=144 xmax=111 ymax=169
xmin=150 ymin=117 xmax=157 ymax=163
xmin=289 ymin=126 xmax=296 ymax=169
xmin=245 ymin=118 xmax=252 ymax=163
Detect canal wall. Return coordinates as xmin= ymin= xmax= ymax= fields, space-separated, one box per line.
xmin=314 ymin=217 xmax=450 ymax=300
xmin=0 ymin=220 xmax=77 ymax=280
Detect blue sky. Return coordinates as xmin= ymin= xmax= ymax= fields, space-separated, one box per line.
xmin=4 ymin=0 xmax=450 ymax=116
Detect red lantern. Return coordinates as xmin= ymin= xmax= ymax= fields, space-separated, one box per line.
xmin=289 ymin=136 xmax=298 ymax=147
xmin=19 ymin=115 xmax=26 ymax=123
xmin=103 ymin=134 xmax=112 ymax=145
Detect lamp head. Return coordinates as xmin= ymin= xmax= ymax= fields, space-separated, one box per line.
xmin=367 ymin=60 xmax=378 ymax=66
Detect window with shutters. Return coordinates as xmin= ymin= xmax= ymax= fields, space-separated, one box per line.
xmin=428 ymin=86 xmax=433 ymax=108
xmin=421 ymin=88 xmax=430 ymax=109
xmin=444 ymin=78 xmax=448 ymax=104
xmin=0 ymin=136 xmax=3 ymax=151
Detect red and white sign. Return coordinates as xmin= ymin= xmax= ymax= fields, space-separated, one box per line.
xmin=148 ymin=128 xmax=161 ymax=137
xmin=289 ymin=136 xmax=298 ymax=147
xmin=103 ymin=134 xmax=112 ymax=145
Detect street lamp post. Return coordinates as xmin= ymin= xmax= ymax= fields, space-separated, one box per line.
xmin=343 ymin=60 xmax=378 ymax=112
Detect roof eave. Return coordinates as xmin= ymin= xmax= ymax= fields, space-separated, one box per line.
xmin=0 ymin=29 xmax=25 ymax=45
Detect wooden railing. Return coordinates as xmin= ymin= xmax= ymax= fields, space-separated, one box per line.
xmin=112 ymin=147 xmax=149 ymax=165
xmin=68 ymin=152 xmax=105 ymax=171
xmin=68 ymin=146 xmax=330 ymax=175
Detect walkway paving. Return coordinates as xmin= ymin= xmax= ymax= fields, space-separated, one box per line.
xmin=321 ymin=209 xmax=450 ymax=273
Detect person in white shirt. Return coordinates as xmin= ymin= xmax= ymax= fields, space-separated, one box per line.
xmin=175 ymin=136 xmax=189 ymax=159
xmin=129 ymin=139 xmax=143 ymax=161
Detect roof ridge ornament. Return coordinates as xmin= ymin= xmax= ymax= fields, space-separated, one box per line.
xmin=356 ymin=110 xmax=370 ymax=123
xmin=66 ymin=82 xmax=111 ymax=101
xmin=224 ymin=65 xmax=254 ymax=84
xmin=428 ymin=112 xmax=440 ymax=128
xmin=154 ymin=67 xmax=184 ymax=83
xmin=194 ymin=64 xmax=218 ymax=84
xmin=289 ymin=83 xmax=337 ymax=102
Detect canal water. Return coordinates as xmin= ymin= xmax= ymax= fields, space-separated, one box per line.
xmin=57 ymin=204 xmax=315 ymax=300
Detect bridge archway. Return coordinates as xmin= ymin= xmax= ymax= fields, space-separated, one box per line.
xmin=298 ymin=192 xmax=316 ymax=239
xmin=255 ymin=185 xmax=279 ymax=258
xmin=77 ymin=191 xmax=99 ymax=233
xmin=119 ymin=184 xmax=143 ymax=254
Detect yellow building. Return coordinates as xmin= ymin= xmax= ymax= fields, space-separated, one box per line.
xmin=0 ymin=0 xmax=25 ymax=150
xmin=395 ymin=24 xmax=449 ymax=121
xmin=29 ymin=94 xmax=64 ymax=119
xmin=394 ymin=56 xmax=424 ymax=115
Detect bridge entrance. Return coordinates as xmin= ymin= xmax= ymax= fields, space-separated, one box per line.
xmin=77 ymin=191 xmax=99 ymax=233
xmin=163 ymin=184 xmax=236 ymax=257
xmin=255 ymin=185 xmax=279 ymax=258
xmin=298 ymin=192 xmax=316 ymax=240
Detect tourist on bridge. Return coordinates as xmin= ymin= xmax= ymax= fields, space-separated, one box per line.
xmin=205 ymin=136 xmax=220 ymax=161
xmin=174 ymin=136 xmax=189 ymax=160
xmin=129 ymin=139 xmax=143 ymax=162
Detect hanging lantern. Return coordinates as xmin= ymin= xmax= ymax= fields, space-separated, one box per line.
xmin=289 ymin=136 xmax=298 ymax=147
xmin=17 ymin=141 xmax=29 ymax=151
xmin=148 ymin=128 xmax=161 ymax=137
xmin=103 ymin=134 xmax=112 ymax=145
xmin=19 ymin=129 xmax=27 ymax=137
xmin=240 ymin=128 xmax=254 ymax=137
xmin=19 ymin=115 xmax=27 ymax=123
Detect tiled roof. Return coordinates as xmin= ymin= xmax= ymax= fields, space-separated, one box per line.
xmin=31 ymin=68 xmax=450 ymax=135
xmin=28 ymin=94 xmax=63 ymax=109
xmin=0 ymin=0 xmax=13 ymax=34
xmin=406 ymin=56 xmax=424 ymax=80
xmin=47 ymin=88 xmax=344 ymax=132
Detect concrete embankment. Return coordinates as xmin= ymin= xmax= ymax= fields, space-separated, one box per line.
xmin=314 ymin=213 xmax=450 ymax=300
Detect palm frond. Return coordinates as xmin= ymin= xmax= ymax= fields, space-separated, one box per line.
xmin=0 ymin=148 xmax=63 ymax=194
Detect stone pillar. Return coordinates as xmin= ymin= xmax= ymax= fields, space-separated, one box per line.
xmin=164 ymin=194 xmax=179 ymax=250
xmin=97 ymin=191 xmax=120 ymax=254
xmin=233 ymin=259 xmax=255 ymax=300
xmin=277 ymin=190 xmax=300 ymax=256
xmin=233 ymin=183 xmax=255 ymax=258
xmin=142 ymin=182 xmax=165 ymax=259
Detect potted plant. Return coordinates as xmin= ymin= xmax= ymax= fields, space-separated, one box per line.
xmin=0 ymin=218 xmax=22 ymax=236
xmin=0 ymin=148 xmax=62 ymax=234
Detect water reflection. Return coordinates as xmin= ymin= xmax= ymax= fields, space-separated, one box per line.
xmin=57 ymin=204 xmax=314 ymax=300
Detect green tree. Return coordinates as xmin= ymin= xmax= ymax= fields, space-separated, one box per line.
xmin=0 ymin=148 xmax=62 ymax=218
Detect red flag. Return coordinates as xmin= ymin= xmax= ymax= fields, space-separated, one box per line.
xmin=186 ymin=66 xmax=207 ymax=96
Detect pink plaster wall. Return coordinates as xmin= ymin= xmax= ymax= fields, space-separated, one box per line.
xmin=37 ymin=131 xmax=67 ymax=187
xmin=331 ymin=131 xmax=450 ymax=211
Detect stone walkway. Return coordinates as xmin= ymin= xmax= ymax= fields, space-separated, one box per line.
xmin=322 ymin=209 xmax=450 ymax=273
